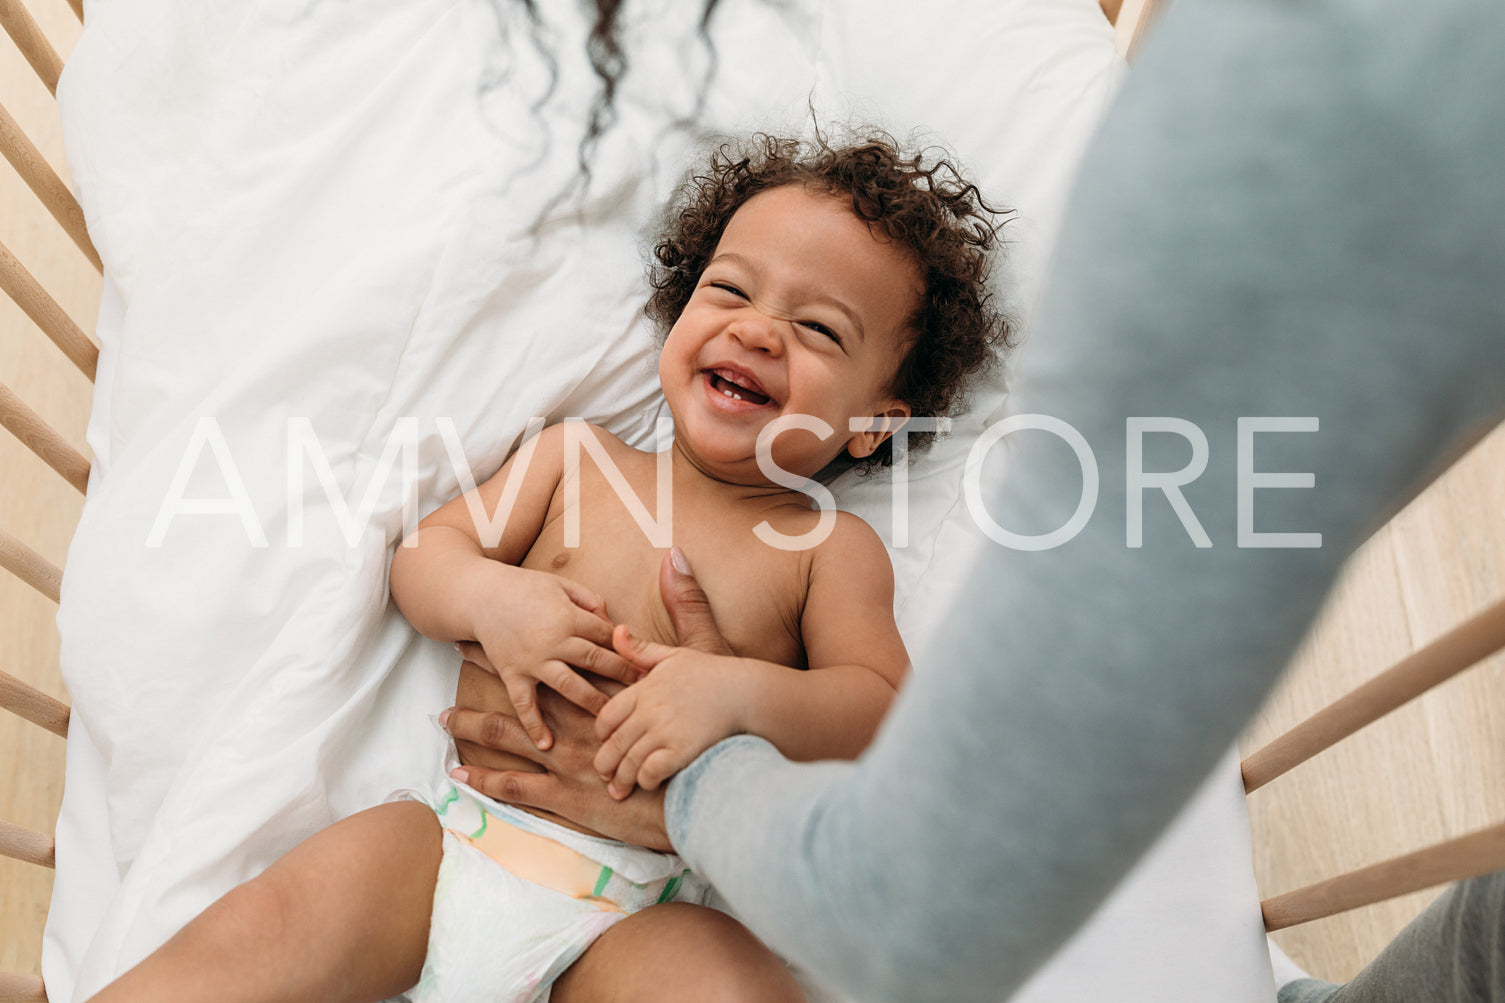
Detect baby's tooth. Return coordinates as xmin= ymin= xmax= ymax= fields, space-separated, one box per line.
xmin=733 ymin=393 xmax=742 ymax=401
xmin=723 ymin=388 xmax=733 ymax=397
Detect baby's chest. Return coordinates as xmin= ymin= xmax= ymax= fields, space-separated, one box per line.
xmin=524 ymin=498 xmax=807 ymax=667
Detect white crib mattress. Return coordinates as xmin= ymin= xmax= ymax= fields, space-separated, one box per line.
xmin=46 ymin=1 xmax=1273 ymax=999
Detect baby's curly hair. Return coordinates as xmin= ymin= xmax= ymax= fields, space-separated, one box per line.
xmin=646 ymin=131 xmax=1014 ymax=474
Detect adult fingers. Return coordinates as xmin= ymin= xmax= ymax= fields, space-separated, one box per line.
xmin=562 ymin=636 xmax=640 ymax=686
xmin=452 ymin=763 xmax=674 ymax=852
xmin=659 ymin=548 xmax=734 ymax=656
xmin=503 ymin=676 xmax=553 ymax=750
xmin=453 ymin=765 xmax=560 ymax=813
xmin=442 ymin=707 xmax=542 ymax=765
xmin=539 ymin=660 xmax=609 ymax=717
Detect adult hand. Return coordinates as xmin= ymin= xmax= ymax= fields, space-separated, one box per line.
xmin=445 ymin=547 xmax=732 ymax=846
xmin=656 ymin=546 xmax=735 ymax=657
xmin=445 ymin=690 xmax=674 ymax=851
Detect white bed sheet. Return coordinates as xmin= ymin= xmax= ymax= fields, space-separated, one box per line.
xmin=45 ymin=1 xmax=1273 ymax=1000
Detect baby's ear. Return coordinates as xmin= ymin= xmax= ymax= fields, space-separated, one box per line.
xmin=846 ymin=404 xmax=912 ymax=459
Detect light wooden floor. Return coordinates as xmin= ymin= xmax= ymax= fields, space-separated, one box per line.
xmin=2 ymin=0 xmax=1503 ymax=990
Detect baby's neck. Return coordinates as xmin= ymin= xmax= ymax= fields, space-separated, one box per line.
xmin=666 ymin=441 xmax=815 ymax=510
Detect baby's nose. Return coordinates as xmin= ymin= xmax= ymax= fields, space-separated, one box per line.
xmin=729 ymin=310 xmax=782 ymax=353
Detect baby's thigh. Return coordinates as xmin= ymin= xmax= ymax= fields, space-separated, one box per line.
xmin=106 ymin=800 xmax=443 ymax=1003
xmin=552 ymin=902 xmax=804 ymax=1003
xmin=251 ymin=800 xmax=443 ymax=997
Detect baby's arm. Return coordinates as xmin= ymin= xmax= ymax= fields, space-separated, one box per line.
xmin=594 ymin=513 xmax=908 ymax=796
xmin=390 ymin=424 xmax=637 ymax=746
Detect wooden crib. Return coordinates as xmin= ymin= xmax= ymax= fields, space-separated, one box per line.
xmin=3 ymin=0 xmax=1502 ymax=998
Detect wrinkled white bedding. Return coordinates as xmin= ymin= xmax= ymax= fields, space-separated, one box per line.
xmin=46 ymin=1 xmax=1272 ymax=1000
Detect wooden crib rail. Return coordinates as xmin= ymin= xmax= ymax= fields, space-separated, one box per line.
xmin=1245 ymin=592 xmax=1505 ymax=929
xmin=1102 ymin=0 xmax=1164 ymax=58
xmin=0 ymin=526 xmax=63 ymax=602
xmin=1262 ymin=821 xmax=1505 ymax=931
xmin=0 ymin=817 xmax=54 ymax=868
xmin=0 ymin=667 xmax=69 ymax=736
xmin=1242 ymin=596 xmax=1505 ymax=792
xmin=0 ymin=380 xmax=90 ymax=491
xmin=0 ymin=0 xmax=62 ymax=95
xmin=0 ymin=98 xmax=101 ymax=271
xmin=0 ymin=0 xmax=102 ymax=377
xmin=0 ymin=236 xmax=97 ymax=378
xmin=0 ymin=973 xmax=46 ymax=1003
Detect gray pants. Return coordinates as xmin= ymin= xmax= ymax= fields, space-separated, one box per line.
xmin=1281 ymin=874 xmax=1505 ymax=1003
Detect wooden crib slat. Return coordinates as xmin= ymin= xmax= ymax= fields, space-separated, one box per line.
xmin=0 ymin=0 xmax=63 ymax=96
xmin=1242 ymin=596 xmax=1505 ymax=792
xmin=0 ymin=972 xmax=46 ymax=1003
xmin=0 ymin=381 xmax=90 ymax=493
xmin=66 ymin=0 xmax=81 ymax=23
xmin=0 ymin=100 xmax=102 ymax=271
xmin=0 ymin=237 xmax=97 ymax=380
xmin=0 ymin=668 xmax=69 ymax=737
xmin=1113 ymin=0 xmax=1163 ymax=59
xmin=0 ymin=527 xmax=62 ymax=603
xmin=1262 ymin=820 xmax=1505 ymax=931
xmin=0 ymin=818 xmax=55 ymax=868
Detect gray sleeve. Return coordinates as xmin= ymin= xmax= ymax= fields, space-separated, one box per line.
xmin=665 ymin=1 xmax=1505 ymax=1000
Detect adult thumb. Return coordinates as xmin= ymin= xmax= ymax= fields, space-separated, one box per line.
xmin=660 ymin=547 xmax=734 ymax=656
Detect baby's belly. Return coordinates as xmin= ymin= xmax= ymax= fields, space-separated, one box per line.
xmin=453 ymin=661 xmax=626 ymax=839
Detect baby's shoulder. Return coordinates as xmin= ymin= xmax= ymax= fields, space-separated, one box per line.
xmin=753 ymin=502 xmax=886 ymax=551
xmin=814 ymin=509 xmax=892 ymax=569
xmin=529 ymin=421 xmax=647 ymax=469
xmin=531 ymin=420 xmax=626 ymax=449
xmin=760 ymin=505 xmax=893 ymax=588
xmin=798 ymin=510 xmax=898 ymax=613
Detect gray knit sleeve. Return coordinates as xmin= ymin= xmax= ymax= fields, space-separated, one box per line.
xmin=667 ymin=1 xmax=1505 ymax=999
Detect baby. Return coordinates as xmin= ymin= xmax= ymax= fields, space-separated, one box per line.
xmin=89 ymin=132 xmax=1008 ymax=1003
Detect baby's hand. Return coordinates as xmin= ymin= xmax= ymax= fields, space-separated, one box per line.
xmin=592 ymin=630 xmax=750 ymax=798
xmin=467 ymin=568 xmax=640 ymax=749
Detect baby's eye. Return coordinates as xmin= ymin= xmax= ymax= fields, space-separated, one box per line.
xmin=709 ymin=281 xmax=748 ymax=299
xmin=799 ymin=320 xmax=841 ymax=344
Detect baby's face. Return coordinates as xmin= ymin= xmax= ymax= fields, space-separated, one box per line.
xmin=659 ymin=184 xmax=922 ymax=485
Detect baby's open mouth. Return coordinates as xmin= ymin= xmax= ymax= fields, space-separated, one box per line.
xmin=704 ymin=368 xmax=772 ymax=406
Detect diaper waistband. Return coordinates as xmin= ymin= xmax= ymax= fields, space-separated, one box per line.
xmin=396 ymin=720 xmax=696 ymax=887
xmin=434 ymin=784 xmax=692 ymax=913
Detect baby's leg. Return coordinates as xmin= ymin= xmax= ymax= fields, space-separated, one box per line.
xmin=553 ymin=902 xmax=805 ymax=1003
xmin=89 ymin=800 xmax=442 ymax=1003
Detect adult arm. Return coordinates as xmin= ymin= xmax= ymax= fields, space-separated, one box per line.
xmin=664 ymin=1 xmax=1505 ymax=1000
